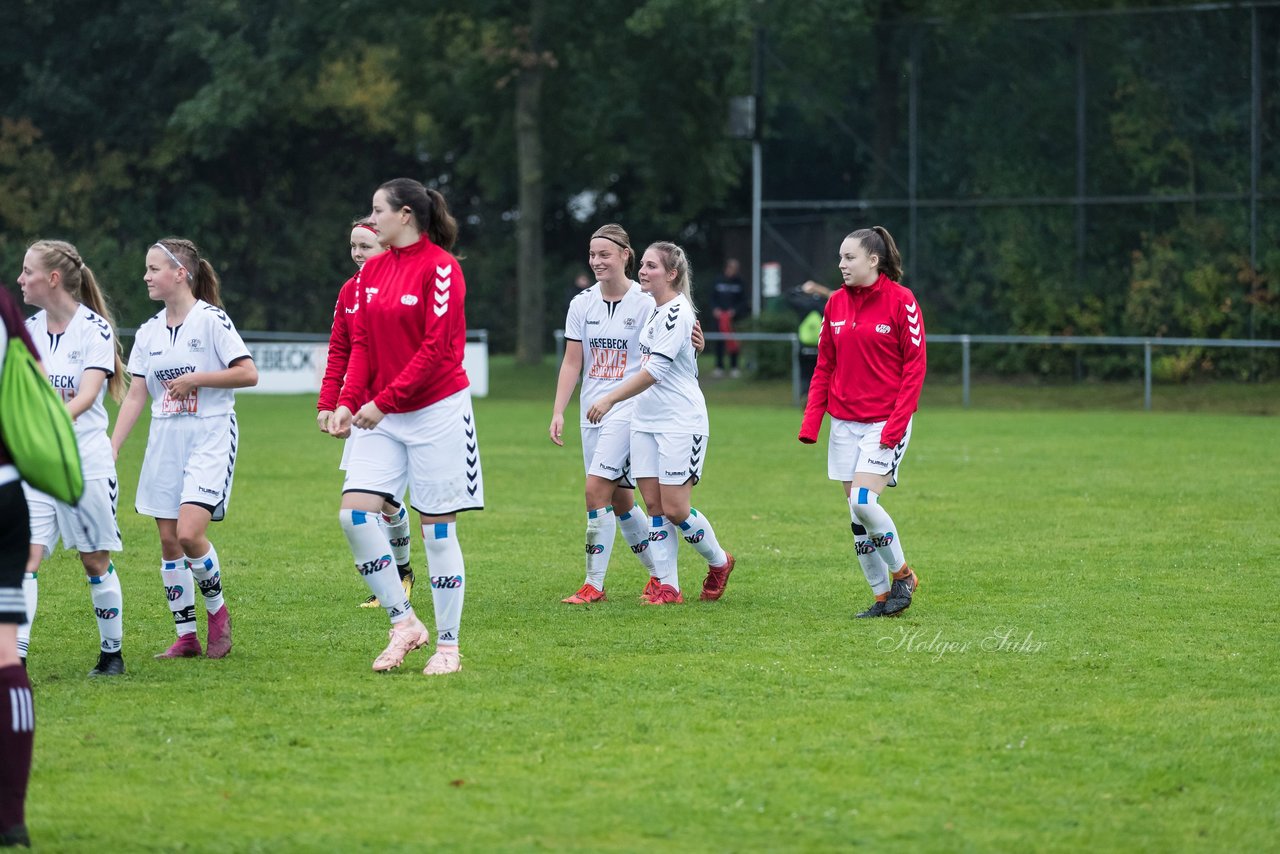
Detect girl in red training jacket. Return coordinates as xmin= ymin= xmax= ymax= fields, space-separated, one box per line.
xmin=798 ymin=226 xmax=926 ymax=618
xmin=330 ymin=178 xmax=483 ymax=676
xmin=317 ymin=218 xmax=416 ymax=609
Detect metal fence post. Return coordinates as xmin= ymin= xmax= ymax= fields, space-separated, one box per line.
xmin=1144 ymin=340 xmax=1152 ymax=411
xmin=791 ymin=334 xmax=801 ymax=406
xmin=961 ymin=334 xmax=971 ymax=409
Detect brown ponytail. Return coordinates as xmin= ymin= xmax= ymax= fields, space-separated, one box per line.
xmin=155 ymin=237 xmax=223 ymax=308
xmin=378 ymin=179 xmax=459 ymax=252
xmin=847 ymin=226 xmax=904 ymax=282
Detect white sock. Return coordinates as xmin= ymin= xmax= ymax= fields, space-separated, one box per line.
xmin=617 ymin=508 xmax=656 ymax=574
xmin=381 ymin=504 xmax=412 ymax=570
xmin=584 ymin=506 xmax=615 ymax=590
xmin=17 ymin=571 xmax=36 ymax=659
xmin=423 ymin=521 xmax=465 ymax=646
xmin=340 ymin=509 xmax=413 ymax=623
xmin=650 ymin=515 xmax=680 ymax=591
xmin=88 ymin=563 xmax=124 ymax=652
xmin=850 ymin=522 xmax=891 ymax=596
xmin=850 ymin=488 xmax=906 ymax=573
xmin=186 ymin=544 xmax=225 ymax=615
xmin=678 ymin=508 xmax=728 ymax=568
xmin=161 ymin=558 xmax=197 ymax=637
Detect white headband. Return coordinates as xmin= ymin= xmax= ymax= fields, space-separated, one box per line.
xmin=153 ymin=242 xmax=188 ymax=277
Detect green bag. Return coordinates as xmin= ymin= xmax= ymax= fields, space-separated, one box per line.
xmin=798 ymin=310 xmax=824 ymax=347
xmin=0 ymin=336 xmax=84 ymax=505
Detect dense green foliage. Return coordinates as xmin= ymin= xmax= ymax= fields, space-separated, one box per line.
xmin=2 ymin=1 xmax=1277 ymax=376
xmin=25 ymin=389 xmax=1280 ymax=849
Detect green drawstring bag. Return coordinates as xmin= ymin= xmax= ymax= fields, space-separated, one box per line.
xmin=0 ymin=336 xmax=84 ymax=505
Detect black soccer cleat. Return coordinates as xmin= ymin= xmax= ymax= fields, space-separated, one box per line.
xmin=882 ymin=570 xmax=919 ymax=617
xmin=88 ymin=651 xmax=125 ymax=678
xmin=855 ymin=599 xmax=890 ymax=618
xmin=0 ymin=823 xmax=30 ymax=847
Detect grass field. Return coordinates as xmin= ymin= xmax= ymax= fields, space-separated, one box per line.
xmin=23 ymin=365 xmax=1280 ymax=852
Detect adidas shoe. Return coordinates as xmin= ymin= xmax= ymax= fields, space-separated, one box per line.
xmin=641 ymin=583 xmax=684 ymax=605
xmin=359 ymin=594 xmax=381 ymax=609
xmin=855 ymin=599 xmax=889 ymax=618
xmin=372 ymin=616 xmax=430 ymax=672
xmin=206 ymin=605 xmax=232 ymax=659
xmin=88 ymin=650 xmax=125 ymax=677
xmin=883 ymin=570 xmax=919 ymax=617
xmin=700 ymin=553 xmax=736 ymax=601
xmin=155 ymin=633 xmax=202 ymax=659
xmin=562 ymin=583 xmax=607 ymax=604
xmin=423 ymin=646 xmax=463 ymax=675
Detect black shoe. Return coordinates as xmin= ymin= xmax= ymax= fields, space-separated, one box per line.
xmin=0 ymin=823 xmax=30 ymax=847
xmin=398 ymin=567 xmax=415 ymax=602
xmin=855 ymin=599 xmax=889 ymax=618
xmin=883 ymin=571 xmax=919 ymax=617
xmin=88 ymin=651 xmax=125 ymax=677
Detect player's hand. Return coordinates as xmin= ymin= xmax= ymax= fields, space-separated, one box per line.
xmin=166 ymin=373 xmax=199 ymax=398
xmin=330 ymin=406 xmax=353 ymax=437
xmin=586 ymin=397 xmax=613 ymax=424
xmin=317 ymin=411 xmax=333 ymax=433
xmin=549 ymin=413 xmax=565 ymax=446
xmin=352 ymin=401 xmax=385 ymax=430
xmin=691 ymin=320 xmax=706 ymax=353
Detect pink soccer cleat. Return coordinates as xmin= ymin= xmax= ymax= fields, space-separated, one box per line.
xmin=154 ymin=633 xmax=202 ymax=659
xmin=423 ymin=646 xmax=463 ymax=676
xmin=562 ymin=583 xmax=607 ymax=604
xmin=641 ymin=584 xmax=684 ymax=605
xmin=640 ymin=576 xmax=662 ymax=602
xmin=206 ymin=606 xmax=233 ymax=659
xmin=372 ymin=616 xmax=430 ymax=672
xmin=700 ymin=553 xmax=736 ymax=601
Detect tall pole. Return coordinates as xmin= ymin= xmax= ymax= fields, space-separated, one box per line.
xmin=751 ymin=27 xmax=764 ymax=318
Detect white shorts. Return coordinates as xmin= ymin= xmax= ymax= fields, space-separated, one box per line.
xmin=343 ymin=389 xmax=484 ymax=515
xmin=26 ymin=479 xmax=122 ymax=556
xmin=581 ymin=418 xmax=634 ymax=487
xmin=631 ymin=431 xmax=705 ymax=486
xmin=827 ymin=417 xmax=912 ymax=486
xmin=136 ymin=414 xmax=239 ymax=520
xmin=340 ymin=436 xmax=408 ymax=506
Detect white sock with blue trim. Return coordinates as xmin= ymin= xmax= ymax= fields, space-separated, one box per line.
xmin=160 ymin=558 xmax=197 ymax=637
xmin=650 ymin=516 xmax=679 ymax=591
xmin=423 ymin=521 xmax=465 ymax=646
xmin=381 ymin=504 xmax=413 ymax=572
xmin=678 ymin=508 xmax=728 ymax=568
xmin=186 ymin=544 xmax=225 ymax=616
xmin=850 ymin=488 xmax=906 ymax=574
xmin=584 ymin=506 xmax=615 ymax=590
xmin=88 ymin=563 xmax=124 ymax=652
xmin=617 ymin=508 xmax=656 ymax=574
xmin=340 ymin=509 xmax=412 ymax=623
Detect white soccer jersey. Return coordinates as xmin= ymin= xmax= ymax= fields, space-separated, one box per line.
xmin=126 ymin=300 xmax=252 ymax=419
xmin=25 ymin=304 xmax=117 ymax=480
xmin=564 ymin=281 xmax=655 ymax=427
xmin=632 ymin=293 xmax=709 ymax=435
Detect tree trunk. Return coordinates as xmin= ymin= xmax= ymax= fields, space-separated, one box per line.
xmin=514 ymin=1 xmax=546 ymax=365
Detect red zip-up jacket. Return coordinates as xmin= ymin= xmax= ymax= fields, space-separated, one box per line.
xmin=798 ymin=273 xmax=926 ymax=448
xmin=338 ymin=234 xmax=469 ymax=415
xmin=317 ymin=275 xmax=361 ymax=413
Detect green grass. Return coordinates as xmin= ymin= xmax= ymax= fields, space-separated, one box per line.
xmin=24 ymin=375 xmax=1280 ymax=851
